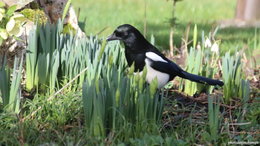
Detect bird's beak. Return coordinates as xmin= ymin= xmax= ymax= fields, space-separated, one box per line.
xmin=106 ymin=33 xmax=120 ymax=41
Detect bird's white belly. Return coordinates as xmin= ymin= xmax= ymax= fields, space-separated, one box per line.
xmin=145 ymin=59 xmax=169 ymax=88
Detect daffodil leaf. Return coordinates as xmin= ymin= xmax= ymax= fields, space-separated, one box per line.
xmin=6 ymin=5 xmax=17 ymax=16
xmin=6 ymin=18 xmax=15 ymax=32
xmin=62 ymin=0 xmax=72 ymax=22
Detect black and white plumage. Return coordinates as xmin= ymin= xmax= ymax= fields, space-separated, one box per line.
xmin=107 ymin=24 xmax=224 ymax=88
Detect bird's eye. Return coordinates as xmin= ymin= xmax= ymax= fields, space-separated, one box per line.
xmin=116 ymin=32 xmax=123 ymax=37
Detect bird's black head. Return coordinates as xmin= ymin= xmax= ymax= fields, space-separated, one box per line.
xmin=107 ymin=24 xmax=149 ymax=51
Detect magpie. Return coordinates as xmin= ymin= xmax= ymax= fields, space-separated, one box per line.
xmin=107 ymin=24 xmax=224 ymax=88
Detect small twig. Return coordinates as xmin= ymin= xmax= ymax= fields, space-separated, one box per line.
xmin=18 ymin=114 xmax=25 ymax=146
xmin=229 ymin=122 xmax=251 ymax=126
xmin=169 ymin=27 xmax=174 ymax=57
xmin=47 ymin=67 xmax=88 ymax=101
xmin=180 ymin=39 xmax=193 ymax=52
xmin=181 ymin=22 xmax=191 ymax=57
xmin=229 ymin=102 xmax=236 ymax=138
xmin=143 ymin=0 xmax=147 ymax=37
xmin=230 ymin=131 xmax=260 ymax=135
xmin=77 ymin=8 xmax=81 ymax=21
xmin=95 ymin=27 xmax=109 ymax=36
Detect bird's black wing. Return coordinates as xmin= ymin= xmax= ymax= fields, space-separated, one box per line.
xmin=147 ymin=58 xmax=224 ymax=86
xmin=147 ymin=58 xmax=185 ymax=79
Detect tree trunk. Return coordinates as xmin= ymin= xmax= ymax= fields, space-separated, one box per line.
xmin=219 ymin=0 xmax=260 ymax=28
xmin=235 ymin=0 xmax=260 ymax=21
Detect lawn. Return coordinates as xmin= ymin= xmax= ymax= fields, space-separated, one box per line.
xmin=0 ymin=0 xmax=259 ymax=145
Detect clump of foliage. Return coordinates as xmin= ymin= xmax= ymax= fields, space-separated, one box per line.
xmin=0 ymin=2 xmax=27 ymax=46
xmin=20 ymin=8 xmax=47 ymax=25
xmin=201 ymin=96 xmax=221 ymax=144
xmin=25 ymin=22 xmax=61 ymax=92
xmin=82 ymin=53 xmax=164 ymax=138
xmin=25 ymin=21 xmax=86 ymax=93
xmin=0 ymin=56 xmax=23 ymax=113
xmin=179 ymin=26 xmax=220 ymax=96
xmin=222 ymin=52 xmax=250 ymax=104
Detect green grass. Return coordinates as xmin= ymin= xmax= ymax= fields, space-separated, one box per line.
xmin=73 ymin=0 xmax=257 ymax=53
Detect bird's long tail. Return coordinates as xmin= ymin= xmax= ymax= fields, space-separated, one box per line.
xmin=180 ymin=71 xmax=224 ymax=86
